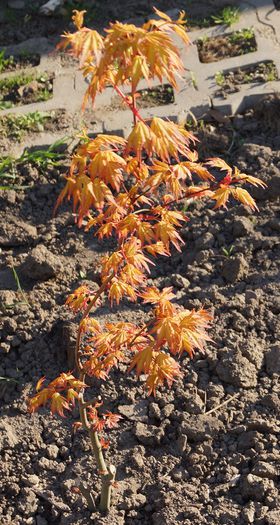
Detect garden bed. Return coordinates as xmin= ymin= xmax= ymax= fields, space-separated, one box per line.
xmin=0 ymin=50 xmax=40 ymax=73
xmin=215 ymin=61 xmax=278 ymax=97
xmin=0 ymin=109 xmax=73 ymax=153
xmin=0 ymin=2 xmax=279 ymax=525
xmin=0 ymin=93 xmax=280 ymax=525
xmin=0 ymin=72 xmax=53 ymax=110
xmin=197 ymin=28 xmax=257 ymax=63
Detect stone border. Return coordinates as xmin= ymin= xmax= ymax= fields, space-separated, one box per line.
xmin=0 ymin=1 xmax=279 ymax=143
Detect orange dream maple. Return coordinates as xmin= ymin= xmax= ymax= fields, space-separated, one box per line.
xmin=29 ymin=9 xmax=265 ymax=512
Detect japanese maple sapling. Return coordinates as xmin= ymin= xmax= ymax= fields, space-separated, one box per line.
xmin=29 ymin=9 xmax=265 ymax=512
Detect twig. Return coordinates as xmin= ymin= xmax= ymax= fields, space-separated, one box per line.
xmin=205 ymin=392 xmax=239 ymax=415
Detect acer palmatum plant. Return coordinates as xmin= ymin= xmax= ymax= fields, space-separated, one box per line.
xmin=28 ymin=9 xmax=265 ymax=513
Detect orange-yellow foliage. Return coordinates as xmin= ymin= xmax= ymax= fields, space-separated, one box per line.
xmin=30 ymin=8 xmax=264 ymax=420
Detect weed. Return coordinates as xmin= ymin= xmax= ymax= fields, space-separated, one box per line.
xmin=229 ymin=27 xmax=255 ymax=45
xmin=0 ymin=50 xmax=14 ymax=73
xmin=0 ymin=73 xmax=53 ymax=108
xmin=215 ymin=71 xmax=225 ymax=86
xmin=0 ymin=72 xmax=34 ymax=92
xmin=0 ymin=137 xmax=68 ymax=190
xmin=0 ymin=111 xmax=51 ymax=140
xmin=190 ymin=71 xmax=198 ymax=90
xmin=212 ymin=7 xmax=240 ymax=27
xmin=20 ymin=137 xmax=68 ymax=169
xmin=221 ymin=245 xmax=234 ymax=257
xmin=11 ymin=265 xmax=30 ymax=307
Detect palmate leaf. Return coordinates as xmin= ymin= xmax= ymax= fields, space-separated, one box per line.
xmin=231 ymin=187 xmax=258 ymax=211
xmin=145 ymin=351 xmax=182 ymax=395
xmin=129 ymin=345 xmax=154 ymax=376
xmin=207 ymin=157 xmax=232 ymax=174
xmin=212 ymin=185 xmax=231 ymax=209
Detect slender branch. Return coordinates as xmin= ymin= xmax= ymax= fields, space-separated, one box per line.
xmin=113 ymin=85 xmax=144 ymax=123
xmin=75 ymin=273 xmax=115 ymax=371
xmin=132 ymin=91 xmax=137 ymax=127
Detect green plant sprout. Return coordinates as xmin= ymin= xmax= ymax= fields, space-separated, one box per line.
xmin=212 ymin=7 xmax=240 ymax=27
xmin=215 ymin=71 xmax=225 ymax=86
xmin=221 ymin=245 xmax=235 ymax=257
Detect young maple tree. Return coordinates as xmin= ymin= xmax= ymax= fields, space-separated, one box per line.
xmin=29 ymin=9 xmax=265 ymax=512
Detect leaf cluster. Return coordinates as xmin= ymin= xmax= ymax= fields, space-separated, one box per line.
xmin=29 ymin=9 xmax=265 ymax=418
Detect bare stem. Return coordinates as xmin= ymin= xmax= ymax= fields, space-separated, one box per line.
xmin=78 ymin=373 xmax=116 ymax=512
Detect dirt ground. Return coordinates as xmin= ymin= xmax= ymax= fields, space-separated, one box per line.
xmin=0 ymin=2 xmax=280 ymax=525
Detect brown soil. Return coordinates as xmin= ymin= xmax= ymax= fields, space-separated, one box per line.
xmin=0 ymin=2 xmax=279 ymax=524
xmin=197 ymin=29 xmax=257 ymax=63
xmin=0 ymin=94 xmax=280 ymax=525
xmin=215 ymin=61 xmax=278 ymax=98
xmin=110 ymin=84 xmax=175 ymax=112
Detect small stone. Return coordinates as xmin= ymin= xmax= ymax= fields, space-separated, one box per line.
xmin=0 ymin=420 xmax=18 ymax=449
xmin=222 ymin=255 xmax=248 ymax=283
xmin=232 ymin=217 xmax=254 ymax=237
xmin=133 ymin=494 xmax=147 ymax=508
xmin=118 ymin=400 xmax=148 ymax=422
xmin=251 ymin=462 xmax=278 ymax=480
xmin=195 ymin=232 xmax=215 ymax=250
xmin=265 ymin=344 xmax=280 ymax=375
xmin=24 ymin=475 xmax=40 ymax=487
xmin=171 ymin=467 xmax=184 ymax=481
xmin=180 ymin=415 xmax=224 ymax=442
xmin=18 ymin=80 xmax=39 ymax=97
xmin=0 ymin=342 xmax=11 ymax=354
xmin=183 ymin=394 xmax=204 ymax=415
xmin=216 ymin=350 xmax=257 ymax=387
xmin=241 ymin=474 xmax=274 ymax=501
xmin=131 ymin=446 xmax=145 ymax=468
xmin=245 ymin=290 xmax=259 ymax=303
xmin=46 ymin=444 xmax=59 ymax=459
xmin=148 ymin=402 xmax=161 ymax=420
xmin=162 ymin=403 xmax=174 ymax=418
xmin=176 ymin=434 xmax=188 ymax=453
xmin=170 ymin=274 xmax=191 ymax=289
xmin=0 ymin=290 xmax=17 ymax=310
xmin=21 ymin=245 xmax=63 ymax=280
xmin=242 ymin=503 xmax=255 ymax=524
xmin=134 ymin=422 xmax=164 ymax=446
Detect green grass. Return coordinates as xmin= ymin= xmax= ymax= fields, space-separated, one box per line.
xmin=212 ymin=7 xmax=240 ymax=27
